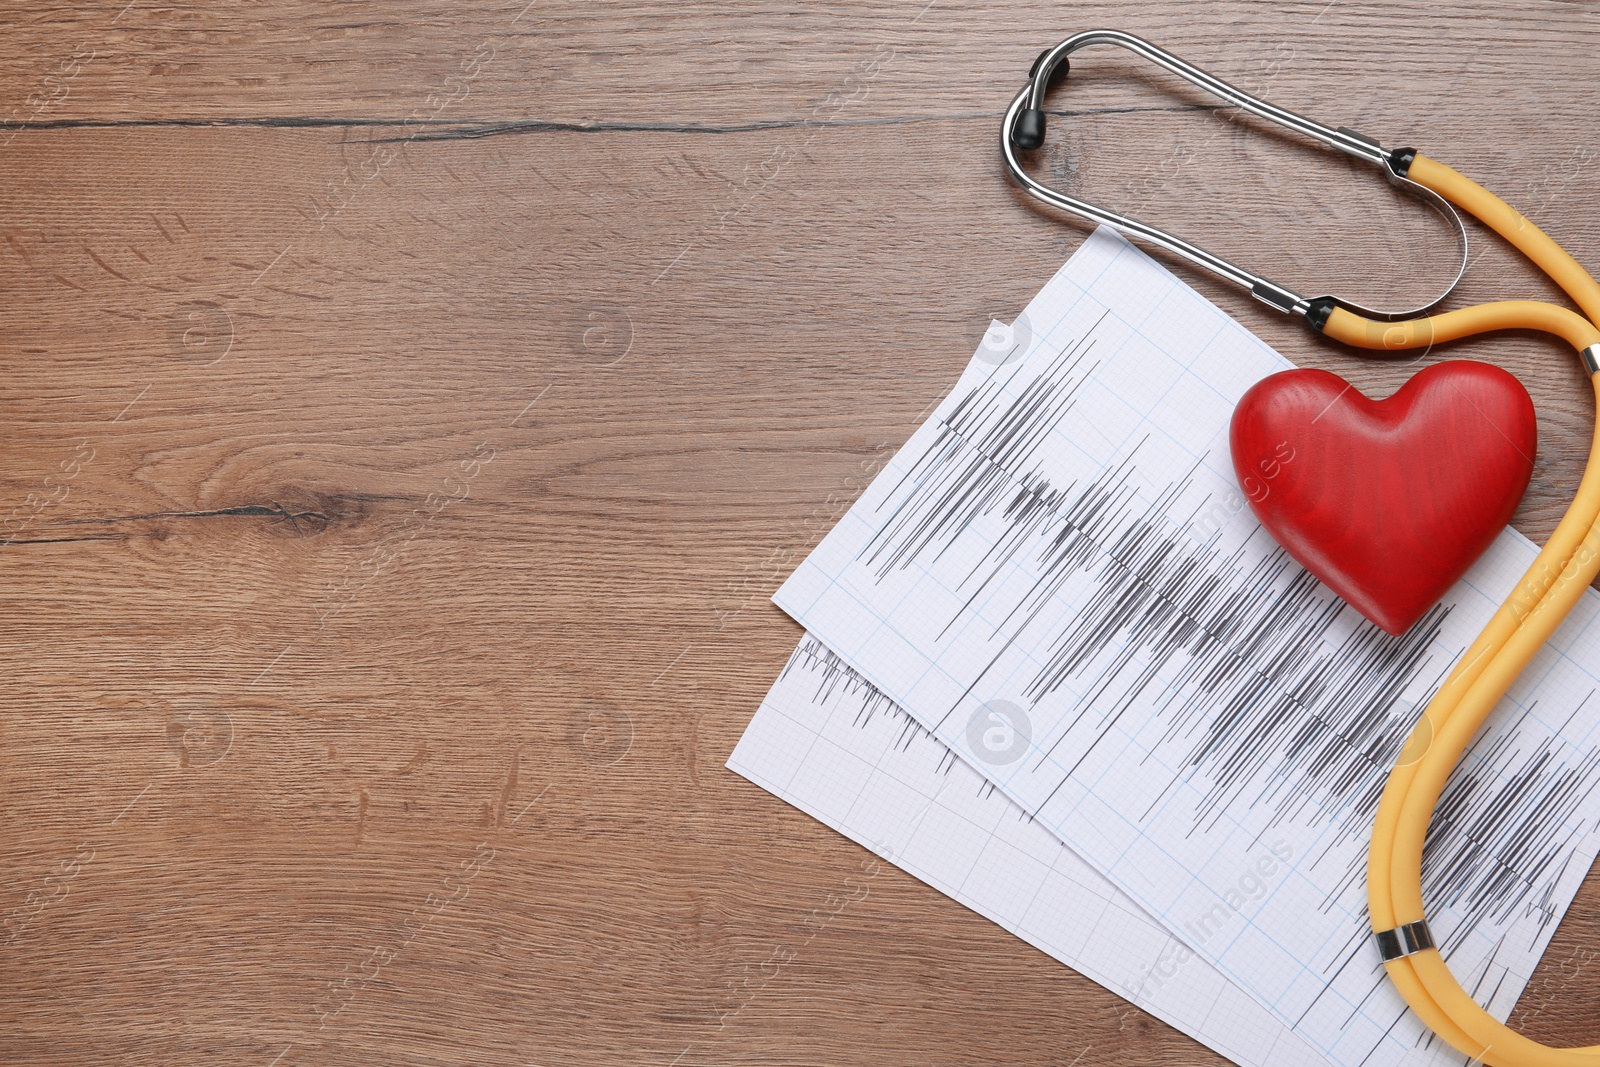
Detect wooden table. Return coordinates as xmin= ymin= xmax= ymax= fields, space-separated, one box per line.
xmin=3 ymin=3 xmax=1597 ymax=1063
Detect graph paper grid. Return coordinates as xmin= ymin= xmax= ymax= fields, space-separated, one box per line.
xmin=729 ymin=634 xmax=1343 ymax=1067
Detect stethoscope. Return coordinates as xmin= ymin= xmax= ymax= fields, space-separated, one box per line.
xmin=1003 ymin=31 xmax=1600 ymax=1067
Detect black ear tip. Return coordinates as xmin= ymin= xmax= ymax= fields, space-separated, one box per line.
xmin=1013 ymin=108 xmax=1047 ymax=150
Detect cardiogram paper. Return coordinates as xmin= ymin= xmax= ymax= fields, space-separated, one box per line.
xmin=772 ymin=226 xmax=1600 ymax=1067
xmin=730 ymin=633 xmax=1334 ymax=1067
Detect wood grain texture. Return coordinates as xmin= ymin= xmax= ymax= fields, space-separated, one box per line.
xmin=0 ymin=2 xmax=1597 ymax=1064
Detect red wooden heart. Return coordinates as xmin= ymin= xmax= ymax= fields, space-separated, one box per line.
xmin=1228 ymin=360 xmax=1536 ymax=635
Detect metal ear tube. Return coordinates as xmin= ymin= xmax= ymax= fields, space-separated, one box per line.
xmin=1002 ymin=29 xmax=1468 ymax=322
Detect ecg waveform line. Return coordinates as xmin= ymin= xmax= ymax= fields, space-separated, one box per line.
xmin=1423 ymin=701 xmax=1600 ymax=940
xmin=790 ymin=630 xmax=1599 ymax=949
xmin=786 ymin=635 xmax=1017 ymax=804
xmin=785 ymin=630 xmax=1593 ymax=1065
xmin=832 ymin=309 xmax=1600 ymax=1019
xmin=753 ymin=633 xmax=1355 ymax=1067
xmin=863 ymin=311 xmax=1105 ymax=585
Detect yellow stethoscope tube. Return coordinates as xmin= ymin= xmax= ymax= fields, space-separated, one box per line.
xmin=1333 ymin=156 xmax=1600 ymax=1067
